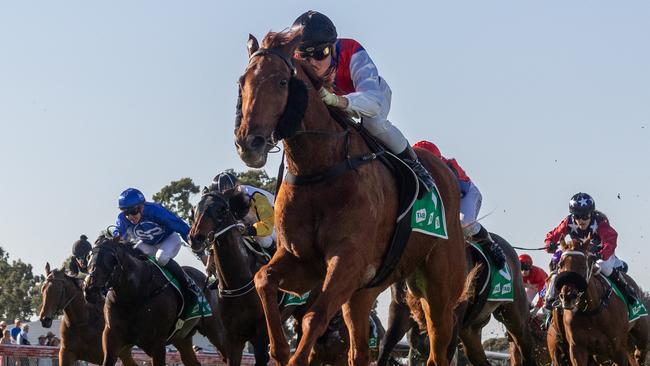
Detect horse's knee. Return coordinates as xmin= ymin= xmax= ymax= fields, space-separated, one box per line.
xmin=254 ymin=266 xmax=275 ymax=292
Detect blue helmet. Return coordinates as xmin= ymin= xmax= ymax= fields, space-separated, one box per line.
xmin=118 ymin=188 xmax=146 ymax=209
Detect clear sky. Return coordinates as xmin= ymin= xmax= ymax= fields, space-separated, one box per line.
xmin=1 ymin=1 xmax=649 ymax=338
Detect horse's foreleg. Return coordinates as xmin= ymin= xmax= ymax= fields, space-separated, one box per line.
xmin=342 ymin=288 xmax=382 ymax=366
xmin=150 ymin=347 xmax=167 ymax=366
xmin=568 ymin=345 xmax=589 ymax=366
xmin=378 ymin=282 xmax=414 ymax=366
xmin=290 ymin=255 xmax=365 ymax=366
xmin=58 ymin=348 xmax=76 ymax=366
xmin=117 ymin=348 xmax=138 ymax=366
xmin=252 ymin=331 xmax=271 ymax=366
xmin=458 ymin=324 xmax=489 ymax=366
xmin=174 ymin=337 xmax=201 ymax=366
xmin=101 ymin=328 xmax=125 ymax=366
xmin=255 ymin=247 xmax=319 ymax=366
xmin=494 ymin=302 xmax=536 ymax=366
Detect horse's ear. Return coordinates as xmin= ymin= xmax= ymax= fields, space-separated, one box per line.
xmin=202 ymin=186 xmax=210 ymax=195
xmin=229 ymin=190 xmax=251 ymax=220
xmin=559 ymin=237 xmax=567 ymax=250
xmin=282 ymin=32 xmax=303 ymax=57
xmin=247 ymin=34 xmax=259 ymax=58
xmin=45 ymin=262 xmax=51 ymax=276
xmin=189 ymin=206 xmax=196 ymax=224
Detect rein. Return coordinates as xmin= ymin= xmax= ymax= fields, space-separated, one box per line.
xmin=197 ymin=191 xmax=257 ymax=298
xmin=45 ymin=276 xmax=78 ymax=313
xmin=559 ymin=250 xmax=611 ymax=315
xmin=246 ymin=47 xmax=380 ymax=186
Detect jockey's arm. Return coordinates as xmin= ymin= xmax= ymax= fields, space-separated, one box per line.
xmin=544 ymin=217 xmax=568 ymax=252
xmin=250 ymin=192 xmax=274 ymax=237
xmin=343 ymin=49 xmax=385 ymax=119
xmin=597 ymin=219 xmax=618 ymax=260
xmin=150 ymin=205 xmax=191 ymax=242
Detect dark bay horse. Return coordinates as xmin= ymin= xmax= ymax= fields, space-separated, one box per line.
xmin=189 ymin=187 xmax=275 ymax=366
xmin=378 ymin=234 xmax=536 ymax=366
xmin=39 ymin=263 xmax=137 ymax=366
xmin=555 ymin=237 xmax=649 ymax=366
xmin=83 ymin=236 xmax=226 ymax=366
xmin=235 ymin=30 xmax=468 ymax=366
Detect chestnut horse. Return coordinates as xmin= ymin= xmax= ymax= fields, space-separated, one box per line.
xmin=554 ymin=237 xmax=649 ymax=366
xmin=84 ymin=236 xmax=226 ymax=366
xmin=189 ymin=186 xmax=276 ymax=366
xmin=378 ymin=234 xmax=537 ymax=366
xmin=39 ymin=264 xmax=137 ymax=366
xmin=235 ymin=30 xmax=468 ymax=366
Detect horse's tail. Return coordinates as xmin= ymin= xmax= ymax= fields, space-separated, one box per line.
xmin=456 ymin=263 xmax=483 ymax=306
xmin=405 ymin=290 xmax=427 ymax=333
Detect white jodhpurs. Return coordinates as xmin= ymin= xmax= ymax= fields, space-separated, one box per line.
xmin=596 ymin=254 xmax=624 ymax=276
xmin=460 ymin=182 xmax=482 ymax=236
xmin=360 ymin=81 xmax=409 ymax=154
xmin=134 ymin=232 xmax=183 ymax=266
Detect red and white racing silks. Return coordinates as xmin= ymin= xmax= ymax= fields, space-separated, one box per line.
xmin=544 ymin=212 xmax=618 ymax=260
xmin=522 ymin=265 xmax=548 ymax=307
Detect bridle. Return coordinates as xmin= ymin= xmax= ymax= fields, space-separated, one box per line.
xmin=242 ymin=46 xmax=351 ymax=149
xmin=44 ymin=274 xmax=78 ymax=314
xmin=559 ymin=247 xmax=611 ymax=314
xmin=195 ymin=191 xmax=256 ymax=298
xmin=86 ymin=243 xmax=123 ymax=292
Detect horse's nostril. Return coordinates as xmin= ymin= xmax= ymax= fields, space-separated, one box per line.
xmin=247 ymin=135 xmax=266 ymax=150
xmin=195 ymin=234 xmax=206 ymax=243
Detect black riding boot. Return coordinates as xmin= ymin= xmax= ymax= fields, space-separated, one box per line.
xmin=473 ymin=226 xmax=506 ymax=270
xmin=610 ymin=268 xmax=638 ymax=304
xmin=164 ymin=259 xmax=200 ymax=306
xmin=397 ymin=145 xmax=435 ymax=192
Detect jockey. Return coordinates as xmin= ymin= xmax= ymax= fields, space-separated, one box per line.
xmin=211 ymin=172 xmax=276 ymax=254
xmin=69 ymin=235 xmax=92 ymax=275
xmin=291 ymin=10 xmax=435 ymax=191
xmin=519 ymin=254 xmax=547 ymax=313
xmin=413 ymin=140 xmax=506 ymax=269
xmin=543 ymin=192 xmax=637 ymax=307
xmin=112 ymin=188 xmax=200 ymax=305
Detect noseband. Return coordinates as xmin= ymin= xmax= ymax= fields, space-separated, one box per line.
xmin=559 ymin=249 xmax=611 ymax=314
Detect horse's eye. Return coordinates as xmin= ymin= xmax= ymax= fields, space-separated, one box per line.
xmin=279 ymin=79 xmax=288 ymax=87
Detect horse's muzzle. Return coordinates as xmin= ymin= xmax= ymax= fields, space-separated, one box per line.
xmin=235 ymin=135 xmax=269 ymax=168
xmin=40 ymin=317 xmax=52 ymax=328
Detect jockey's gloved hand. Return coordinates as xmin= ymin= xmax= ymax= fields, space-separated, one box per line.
xmin=589 ymin=245 xmax=602 ymax=259
xmin=245 ymin=225 xmax=257 ymax=237
xmin=546 ymin=242 xmax=559 ymax=253
xmin=319 ymin=87 xmax=339 ymax=106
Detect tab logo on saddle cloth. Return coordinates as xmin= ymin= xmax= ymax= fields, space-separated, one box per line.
xmin=411 ymin=185 xmax=447 ymax=239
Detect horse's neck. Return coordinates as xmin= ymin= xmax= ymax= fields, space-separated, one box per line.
xmin=213 ymin=231 xmax=255 ymax=291
xmin=113 ymin=253 xmax=150 ymax=301
xmin=583 ymin=275 xmax=606 ymax=312
xmin=63 ymin=281 xmax=92 ymax=324
xmin=283 ymin=72 xmax=365 ymax=176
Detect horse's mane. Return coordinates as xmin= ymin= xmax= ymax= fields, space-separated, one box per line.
xmin=48 ymin=268 xmax=83 ymax=289
xmin=261 ymin=30 xmax=297 ymax=49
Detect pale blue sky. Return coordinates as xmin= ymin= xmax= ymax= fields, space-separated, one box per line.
xmin=1 ymin=1 xmax=649 ymax=335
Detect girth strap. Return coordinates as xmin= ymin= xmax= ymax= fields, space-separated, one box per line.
xmin=285 ymin=152 xmax=383 ymax=185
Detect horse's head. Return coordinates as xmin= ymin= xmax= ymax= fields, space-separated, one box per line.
xmin=39 ymin=263 xmax=81 ymax=328
xmin=555 ymin=236 xmax=596 ymax=310
xmin=189 ymin=186 xmax=250 ymax=254
xmin=234 ymin=31 xmax=310 ymax=168
xmin=83 ymin=235 xmax=125 ymax=304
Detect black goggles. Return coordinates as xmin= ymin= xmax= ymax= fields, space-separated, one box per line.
xmin=521 ymin=263 xmax=532 ymax=271
xmin=121 ymin=206 xmax=141 ymax=216
xmin=573 ymin=213 xmax=591 ymax=221
xmin=296 ymin=45 xmax=331 ymax=61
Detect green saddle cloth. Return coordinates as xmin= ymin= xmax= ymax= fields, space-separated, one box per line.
xmin=468 ymin=242 xmax=514 ymax=302
xmin=410 ymin=184 xmax=448 ymax=239
xmin=147 ymin=257 xmax=212 ymax=320
xmin=601 ymin=274 xmax=648 ymax=322
xmin=281 ymin=291 xmax=311 ymax=307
